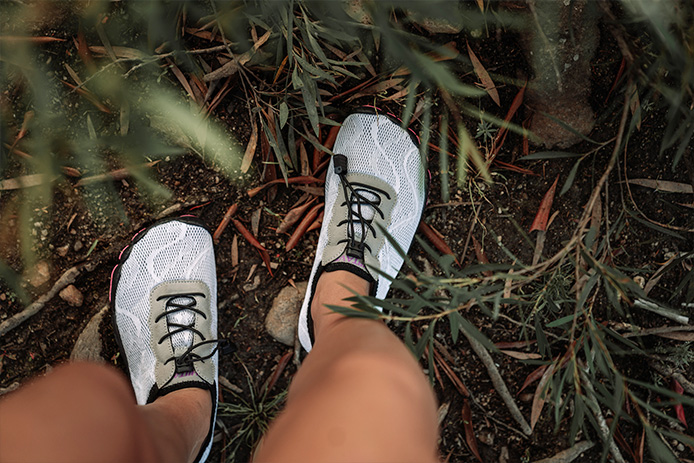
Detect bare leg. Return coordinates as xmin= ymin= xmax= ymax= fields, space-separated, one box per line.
xmin=0 ymin=362 xmax=210 ymax=463
xmin=255 ymin=271 xmax=439 ymax=462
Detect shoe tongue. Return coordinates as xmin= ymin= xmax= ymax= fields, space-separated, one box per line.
xmin=167 ymin=296 xmax=195 ymax=355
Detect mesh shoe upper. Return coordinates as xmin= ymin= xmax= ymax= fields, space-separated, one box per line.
xmin=297 ymin=112 xmax=427 ymax=352
xmin=111 ymin=217 xmax=218 ymax=463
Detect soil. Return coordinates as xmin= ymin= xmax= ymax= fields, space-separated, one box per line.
xmin=2 ymin=3 xmax=693 ymax=463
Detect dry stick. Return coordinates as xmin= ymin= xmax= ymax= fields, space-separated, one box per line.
xmin=462 ymin=330 xmax=533 ymax=435
xmin=649 ymin=361 xmax=694 ymax=396
xmin=620 ymin=324 xmax=694 ymax=338
xmin=0 ymin=263 xmax=91 ymax=337
xmin=578 ymin=367 xmax=626 ymax=463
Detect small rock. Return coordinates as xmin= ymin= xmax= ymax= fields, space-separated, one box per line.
xmin=478 ymin=429 xmax=494 ymax=446
xmin=74 ymin=240 xmax=83 ymax=252
xmin=70 ymin=305 xmax=107 ymax=362
xmin=265 ymin=282 xmax=308 ymax=346
xmin=59 ymin=284 xmax=83 ymax=307
xmin=29 ymin=260 xmax=51 ymax=287
xmin=57 ymin=244 xmax=70 ymax=257
xmin=243 ymin=275 xmax=261 ymax=292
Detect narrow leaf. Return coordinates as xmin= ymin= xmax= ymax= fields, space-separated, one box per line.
xmin=466 ymin=42 xmax=499 ymax=106
xmin=462 ymin=399 xmax=483 ymax=462
xmin=529 ymin=175 xmax=559 ymax=232
xmin=530 ymin=363 xmax=555 ymax=430
xmin=628 ymin=178 xmax=693 ymax=194
xmin=241 ymin=121 xmax=258 ymax=173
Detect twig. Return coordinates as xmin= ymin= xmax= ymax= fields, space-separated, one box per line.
xmin=213 ymin=203 xmax=238 ymax=242
xmin=0 ymin=263 xmax=92 ymax=337
xmin=650 ymin=362 xmax=694 ymax=396
xmin=497 ymin=314 xmax=561 ymax=340
xmin=578 ymin=366 xmax=626 ymax=463
xmin=633 ymin=299 xmax=689 ymax=325
xmin=75 ymin=161 xmax=159 ymax=187
xmin=617 ymin=324 xmax=694 ymax=338
xmin=532 ymin=441 xmax=595 ymax=463
xmin=462 ymin=330 xmax=533 ymax=435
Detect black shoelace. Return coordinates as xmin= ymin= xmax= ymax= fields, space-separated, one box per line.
xmin=155 ymin=293 xmax=232 ymax=374
xmin=333 ymin=154 xmax=390 ymax=260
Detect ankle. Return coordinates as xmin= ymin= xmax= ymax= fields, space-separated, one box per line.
xmin=310 ymin=271 xmax=370 ymax=335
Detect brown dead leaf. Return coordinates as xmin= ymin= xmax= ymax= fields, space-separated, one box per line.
xmin=419 ymin=221 xmax=458 ymax=263
xmin=628 ymin=178 xmax=693 ymax=194
xmin=232 ymin=219 xmax=273 ymax=276
xmin=656 ymin=331 xmax=694 ymax=341
xmin=231 ymin=235 xmax=239 ymax=268
xmin=433 ymin=348 xmax=470 ymax=397
xmin=467 ymin=42 xmax=499 ymax=106
xmin=213 ymin=203 xmax=238 ymax=242
xmin=495 ymin=340 xmax=536 ymax=349
xmin=286 ymin=203 xmax=323 ymax=251
xmin=471 ymin=236 xmax=492 ymax=277
xmin=492 ymin=83 xmax=526 ymax=158
xmin=299 ymin=141 xmax=310 ymax=176
xmin=462 ymin=399 xmax=483 ymax=462
xmin=251 ymin=208 xmax=262 ymax=237
xmin=306 ymin=210 xmax=324 ymax=232
xmin=530 ymin=363 xmax=555 ymax=430
xmin=240 ymin=120 xmax=258 ymax=173
xmin=499 ymin=350 xmax=542 ymax=360
xmin=88 ymin=45 xmax=146 ymax=60
xmin=167 ymin=60 xmax=197 ymax=103
xmin=529 ymin=175 xmax=559 ymax=232
xmin=294 ymin=185 xmax=324 ymax=196
xmin=247 ymin=176 xmax=322 ymax=198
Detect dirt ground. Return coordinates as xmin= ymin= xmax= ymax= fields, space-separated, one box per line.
xmin=2 ymin=4 xmax=694 ymax=463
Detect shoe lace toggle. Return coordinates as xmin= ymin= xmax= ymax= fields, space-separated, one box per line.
xmin=333 ymin=154 xmax=390 ymax=261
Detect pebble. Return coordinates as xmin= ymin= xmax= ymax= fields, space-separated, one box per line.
xmin=265 ymin=281 xmax=307 ymax=346
xmin=59 ymin=285 xmax=84 ymax=307
xmin=57 ymin=244 xmax=70 ymax=257
xmin=29 ymin=261 xmax=51 ymax=287
xmin=243 ymin=275 xmax=261 ymax=292
xmin=74 ymin=240 xmax=83 ymax=252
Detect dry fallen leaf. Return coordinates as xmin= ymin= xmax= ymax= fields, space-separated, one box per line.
xmin=462 ymin=399 xmax=483 ymax=462
xmin=628 ymin=178 xmax=693 ymax=194
xmin=467 ymin=41 xmax=500 ymax=106
xmin=231 ymin=235 xmax=239 ymax=268
xmin=530 ymin=363 xmax=555 ymax=430
xmin=530 ymin=175 xmax=559 ymax=232
xmin=499 ymin=350 xmax=542 ymax=360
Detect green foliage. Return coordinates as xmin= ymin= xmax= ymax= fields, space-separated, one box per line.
xmin=351 ymin=198 xmax=692 ymax=461
xmin=621 ymin=0 xmax=694 ymax=169
xmin=218 ymin=374 xmax=287 ymax=461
